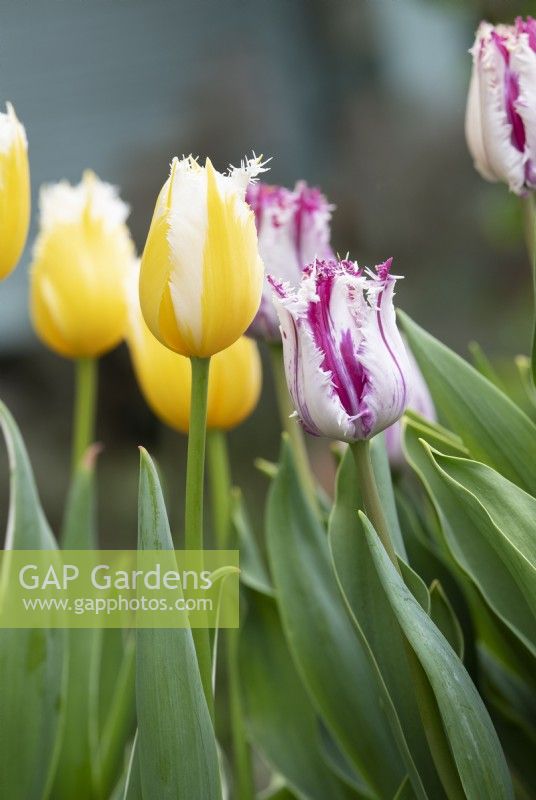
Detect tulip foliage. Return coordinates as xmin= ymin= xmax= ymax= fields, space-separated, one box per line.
xmin=1 ymin=14 xmax=536 ymax=800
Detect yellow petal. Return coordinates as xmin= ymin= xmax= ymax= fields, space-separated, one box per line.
xmin=198 ymin=159 xmax=263 ymax=357
xmin=207 ymin=335 xmax=262 ymax=429
xmin=30 ymin=174 xmax=134 ymax=359
xmin=128 ymin=269 xmax=262 ymax=432
xmin=0 ymin=104 xmax=30 ymax=280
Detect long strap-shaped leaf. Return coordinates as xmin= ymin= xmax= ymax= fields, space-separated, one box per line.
xmin=266 ymin=438 xmax=404 ymax=798
xmin=399 ymin=311 xmax=536 ymax=494
xmin=240 ymin=589 xmax=365 ymax=800
xmin=0 ymin=400 xmax=66 ymax=800
xmin=404 ymin=420 xmax=536 ymax=659
xmin=329 ymin=449 xmax=443 ymax=800
xmin=361 ymin=512 xmax=514 ymax=800
xmin=136 ymin=448 xmax=221 ymax=799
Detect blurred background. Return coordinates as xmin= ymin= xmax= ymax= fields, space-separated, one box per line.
xmin=0 ymin=0 xmax=533 ymax=544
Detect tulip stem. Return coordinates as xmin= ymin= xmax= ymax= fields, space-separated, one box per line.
xmin=523 ymin=194 xmax=536 ymax=385
xmin=352 ymin=438 xmax=466 ymax=800
xmin=269 ymin=343 xmax=318 ymax=512
xmin=185 ymin=355 xmax=213 ymax=720
xmin=351 ymin=440 xmax=399 ymax=571
xmin=72 ymin=357 xmax=98 ymax=471
xmin=207 ymin=429 xmax=255 ymax=800
xmin=207 ymin=429 xmax=232 ymax=549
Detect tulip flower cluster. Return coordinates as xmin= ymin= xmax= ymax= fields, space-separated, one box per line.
xmin=1 ymin=14 xmax=534 ymax=800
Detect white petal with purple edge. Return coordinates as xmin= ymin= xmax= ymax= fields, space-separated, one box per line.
xmin=478 ymin=33 xmax=526 ymax=193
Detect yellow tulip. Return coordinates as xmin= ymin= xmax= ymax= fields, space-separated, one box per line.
xmin=139 ymin=155 xmax=267 ymax=359
xmin=30 ymin=171 xmax=135 ymax=358
xmin=0 ymin=103 xmax=30 ymax=280
xmin=127 ymin=267 xmax=261 ymax=431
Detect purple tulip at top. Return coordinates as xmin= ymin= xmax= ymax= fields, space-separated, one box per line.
xmin=246 ymin=181 xmax=334 ymax=340
xmin=466 ymin=17 xmax=536 ymax=195
xmin=269 ymin=256 xmax=411 ymax=443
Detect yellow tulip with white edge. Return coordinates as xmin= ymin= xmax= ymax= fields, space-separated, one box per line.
xmin=30 ymin=170 xmax=135 ymax=358
xmin=139 ymin=154 xmax=268 ymax=358
xmin=0 ymin=102 xmax=30 ymax=280
xmin=127 ymin=264 xmax=261 ymax=431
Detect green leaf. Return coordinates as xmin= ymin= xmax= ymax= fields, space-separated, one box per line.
xmin=231 ymin=489 xmax=273 ymax=596
xmin=266 ymin=438 xmax=404 ymax=798
xmin=478 ymin=645 xmax=536 ymax=798
xmin=0 ymin=401 xmax=66 ymax=800
xmin=393 ymin=776 xmax=417 ymax=800
xmin=53 ymin=448 xmax=101 ymax=800
xmin=398 ymin=559 xmax=430 ymax=613
xmin=429 ymin=582 xmax=464 ymax=660
xmin=362 ymin=513 xmax=514 ymax=800
xmin=369 ymin=433 xmax=406 ymax=557
xmin=258 ymin=785 xmax=299 ymax=800
xmin=468 ymin=341 xmax=504 ymax=390
xmin=514 ymin=354 xmax=536 ymax=411
xmin=136 ymin=448 xmax=221 ymax=800
xmin=240 ymin=590 xmax=364 ymax=800
xmin=426 ymin=448 xmax=536 ymax=621
xmin=123 ymin=733 xmax=142 ymax=800
xmin=403 ymin=420 xmax=536 ymax=659
xmin=399 ymin=311 xmax=536 ymax=493
xmin=329 ymin=449 xmax=441 ymax=800
xmin=97 ymin=633 xmax=136 ymax=798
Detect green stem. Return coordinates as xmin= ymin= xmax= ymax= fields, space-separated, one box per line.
xmin=72 ymin=357 xmax=98 ymax=471
xmin=207 ymin=429 xmax=254 ymax=800
xmin=207 ymin=429 xmax=232 ymax=549
xmin=269 ymin=343 xmax=318 ymax=512
xmin=185 ymin=356 xmax=213 ymax=719
xmin=351 ymin=440 xmax=399 ymax=570
xmin=522 ymin=195 xmax=536 ymax=386
xmin=351 ymin=439 xmax=465 ymax=800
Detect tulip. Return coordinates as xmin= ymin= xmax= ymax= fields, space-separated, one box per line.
xmin=246 ymin=180 xmax=334 ymax=340
xmin=126 ymin=266 xmax=262 ymax=432
xmin=139 ymin=154 xmax=267 ymax=358
xmin=30 ymin=170 xmax=135 ymax=359
xmin=0 ymin=103 xmax=30 ymax=280
xmin=466 ymin=17 xmax=536 ymax=195
xmin=384 ymin=341 xmax=436 ymax=465
xmin=270 ymin=256 xmax=410 ymax=443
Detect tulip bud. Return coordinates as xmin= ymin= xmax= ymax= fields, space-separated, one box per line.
xmin=465 ymin=17 xmax=536 ymax=195
xmin=246 ymin=181 xmax=334 ymax=341
xmin=30 ymin=171 xmax=135 ymax=359
xmin=384 ymin=341 xmax=436 ymax=466
xmin=139 ymin=154 xmax=267 ymax=359
xmin=0 ymin=103 xmax=30 ymax=280
xmin=127 ymin=265 xmax=261 ymax=432
xmin=270 ymin=257 xmax=410 ymax=443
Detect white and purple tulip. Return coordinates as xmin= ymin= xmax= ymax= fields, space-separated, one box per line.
xmin=466 ymin=17 xmax=536 ymax=195
xmin=269 ymin=257 xmax=410 ymax=443
xmin=246 ymin=181 xmax=334 ymax=340
xmin=384 ymin=343 xmax=436 ymax=466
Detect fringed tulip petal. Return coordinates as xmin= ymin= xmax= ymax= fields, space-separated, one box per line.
xmin=466 ymin=18 xmax=536 ymax=194
xmin=246 ymin=181 xmax=334 ymax=340
xmin=271 ymin=257 xmax=410 ymax=443
xmin=140 ymin=154 xmax=266 ymax=358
